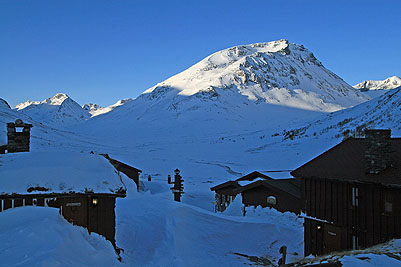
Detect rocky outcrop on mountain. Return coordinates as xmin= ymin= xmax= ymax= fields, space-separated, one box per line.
xmin=83 ymin=98 xmax=133 ymax=117
xmin=83 ymin=103 xmax=103 ymax=115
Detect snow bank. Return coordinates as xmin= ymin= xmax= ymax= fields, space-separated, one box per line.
xmin=0 ymin=206 xmax=119 ymax=266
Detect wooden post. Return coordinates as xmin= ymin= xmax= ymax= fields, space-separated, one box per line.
xmin=278 ymin=245 xmax=287 ymax=266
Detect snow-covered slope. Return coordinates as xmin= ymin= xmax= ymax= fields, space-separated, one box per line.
xmin=239 ymin=87 xmax=401 ymax=164
xmin=284 ymin=87 xmax=401 ymax=140
xmin=0 ymin=98 xmax=11 ymax=109
xmin=16 ymin=93 xmax=91 ymax=125
xmin=354 ymin=76 xmax=401 ymax=98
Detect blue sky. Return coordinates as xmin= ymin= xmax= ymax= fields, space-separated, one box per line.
xmin=1 ymin=0 xmax=400 ymax=107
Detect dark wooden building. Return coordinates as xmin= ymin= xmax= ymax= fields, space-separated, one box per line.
xmin=0 ymin=192 xmax=123 ymax=244
xmin=292 ymin=129 xmax=401 ymax=256
xmin=210 ymin=181 xmax=241 ymax=212
xmin=211 ymin=171 xmax=300 ymax=214
xmin=235 ymin=178 xmax=301 ymax=214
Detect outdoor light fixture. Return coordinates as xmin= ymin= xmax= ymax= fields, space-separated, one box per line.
xmin=92 ymin=197 xmax=98 ymax=206
xmin=317 ymin=225 xmax=322 ymax=231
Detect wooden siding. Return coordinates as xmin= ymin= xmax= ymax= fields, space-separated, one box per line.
xmin=303 ymin=177 xmax=401 ymax=256
xmin=0 ymin=194 xmax=119 ymax=244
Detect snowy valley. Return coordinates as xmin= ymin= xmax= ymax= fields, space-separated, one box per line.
xmin=1 ymin=40 xmax=401 ymax=266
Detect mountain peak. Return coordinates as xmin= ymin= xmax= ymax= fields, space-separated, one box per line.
xmin=42 ymin=93 xmax=70 ymax=105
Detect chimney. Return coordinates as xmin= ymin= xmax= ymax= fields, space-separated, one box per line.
xmin=365 ymin=129 xmax=391 ymax=174
xmin=7 ymin=119 xmax=33 ymax=153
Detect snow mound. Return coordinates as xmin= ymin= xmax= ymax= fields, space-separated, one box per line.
xmin=0 ymin=207 xmax=119 ymax=266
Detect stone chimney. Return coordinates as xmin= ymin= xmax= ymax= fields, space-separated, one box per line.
xmin=7 ymin=119 xmax=33 ymax=153
xmin=365 ymin=129 xmax=391 ymax=174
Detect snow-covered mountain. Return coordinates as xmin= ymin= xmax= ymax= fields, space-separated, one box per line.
xmin=142 ymin=39 xmax=368 ymax=112
xmin=77 ymin=39 xmax=369 ymax=142
xmin=83 ymin=98 xmax=134 ymax=117
xmin=16 ymin=93 xmax=91 ymax=125
xmin=354 ymin=76 xmax=401 ymax=98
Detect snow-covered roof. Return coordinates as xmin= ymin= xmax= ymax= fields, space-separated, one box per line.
xmin=0 ymin=152 xmax=125 ymax=195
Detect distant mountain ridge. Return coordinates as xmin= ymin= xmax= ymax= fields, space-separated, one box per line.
xmin=354 ymin=76 xmax=401 ymax=91
xmin=353 ymin=76 xmax=401 ymax=99
xmin=15 ymin=93 xmax=91 ymax=125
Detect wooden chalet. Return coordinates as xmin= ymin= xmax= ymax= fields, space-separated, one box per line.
xmin=292 ymin=129 xmax=401 ymax=256
xmin=0 ymin=151 xmax=129 ymax=248
xmin=234 ymin=178 xmax=301 ymax=214
xmin=211 ymin=171 xmax=300 ymax=214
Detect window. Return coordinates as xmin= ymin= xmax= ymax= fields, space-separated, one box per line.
xmin=267 ymin=196 xmax=277 ymax=205
xmin=384 ymin=191 xmax=393 ymax=213
xmin=15 ymin=127 xmax=23 ymax=133
xmin=352 ymin=187 xmax=359 ymax=207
